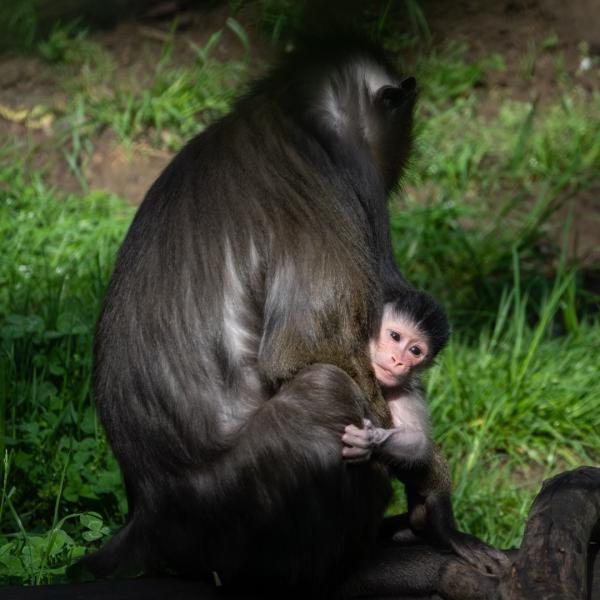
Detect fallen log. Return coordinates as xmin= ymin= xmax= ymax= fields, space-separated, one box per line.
xmin=438 ymin=466 xmax=600 ymax=600
xmin=3 ymin=467 xmax=600 ymax=600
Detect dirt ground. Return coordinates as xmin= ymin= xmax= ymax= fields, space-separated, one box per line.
xmin=0 ymin=0 xmax=598 ymax=259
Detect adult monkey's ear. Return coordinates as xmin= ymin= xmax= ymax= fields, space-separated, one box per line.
xmin=376 ymin=77 xmax=417 ymax=110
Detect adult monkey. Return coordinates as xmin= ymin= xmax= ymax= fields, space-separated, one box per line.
xmin=83 ymin=37 xmax=497 ymax=594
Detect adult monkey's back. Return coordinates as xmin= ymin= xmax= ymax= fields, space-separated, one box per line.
xmin=87 ymin=39 xmax=427 ymax=592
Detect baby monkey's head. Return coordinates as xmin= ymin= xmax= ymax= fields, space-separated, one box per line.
xmin=369 ymin=289 xmax=450 ymax=388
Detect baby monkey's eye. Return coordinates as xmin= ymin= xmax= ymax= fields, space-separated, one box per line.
xmin=389 ymin=331 xmax=401 ymax=342
xmin=409 ymin=346 xmax=423 ymax=357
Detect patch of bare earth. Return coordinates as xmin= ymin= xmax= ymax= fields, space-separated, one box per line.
xmin=84 ymin=131 xmax=171 ymax=202
xmin=0 ymin=2 xmax=269 ymax=202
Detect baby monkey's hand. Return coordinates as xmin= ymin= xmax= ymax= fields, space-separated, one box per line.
xmin=341 ymin=419 xmax=396 ymax=463
xmin=342 ymin=418 xmax=430 ymax=466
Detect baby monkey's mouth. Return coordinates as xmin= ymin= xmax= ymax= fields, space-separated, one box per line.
xmin=374 ymin=363 xmax=397 ymax=383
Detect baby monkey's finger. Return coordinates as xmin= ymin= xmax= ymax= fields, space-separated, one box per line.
xmin=342 ymin=431 xmax=371 ymax=448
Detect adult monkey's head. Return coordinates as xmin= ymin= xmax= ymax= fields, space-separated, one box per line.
xmin=263 ymin=37 xmax=417 ymax=195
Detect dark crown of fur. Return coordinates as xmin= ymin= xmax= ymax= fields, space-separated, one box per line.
xmin=386 ymin=289 xmax=450 ymax=358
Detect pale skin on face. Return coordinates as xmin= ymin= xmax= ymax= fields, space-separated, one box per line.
xmin=368 ymin=314 xmax=429 ymax=390
xmin=341 ymin=310 xmax=432 ymax=464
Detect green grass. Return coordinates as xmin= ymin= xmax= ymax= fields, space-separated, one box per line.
xmin=431 ymin=281 xmax=600 ymax=548
xmin=72 ymin=21 xmax=249 ymax=150
xmin=0 ymin=167 xmax=132 ymax=583
xmin=0 ymin=10 xmax=599 ymax=587
xmin=389 ymin=39 xmax=600 ymax=329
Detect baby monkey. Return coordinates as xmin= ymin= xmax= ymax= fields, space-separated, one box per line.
xmin=342 ymin=292 xmax=511 ymax=574
xmin=342 ymin=288 xmax=450 ymax=468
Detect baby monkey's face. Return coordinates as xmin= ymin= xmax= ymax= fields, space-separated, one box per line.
xmin=369 ymin=314 xmax=429 ymax=387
